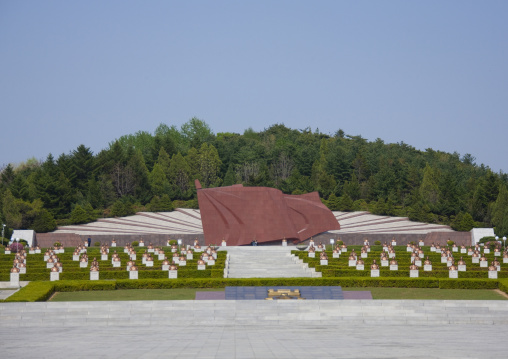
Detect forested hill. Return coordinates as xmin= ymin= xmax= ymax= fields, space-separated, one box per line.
xmin=1 ymin=118 xmax=507 ymax=237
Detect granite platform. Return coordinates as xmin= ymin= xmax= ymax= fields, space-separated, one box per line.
xmin=1 ymin=300 xmax=508 ymax=358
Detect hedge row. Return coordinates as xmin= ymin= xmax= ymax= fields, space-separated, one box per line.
xmin=0 ymin=268 xmax=224 ymax=282
xmin=318 ymin=268 xmax=508 ymax=279
xmin=2 ymin=277 xmax=505 ymax=302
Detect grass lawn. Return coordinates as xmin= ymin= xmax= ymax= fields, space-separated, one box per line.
xmin=345 ymin=287 xmax=508 ymax=300
xmin=50 ymin=288 xmax=224 ymax=301
xmin=49 ymin=287 xmax=508 ymax=301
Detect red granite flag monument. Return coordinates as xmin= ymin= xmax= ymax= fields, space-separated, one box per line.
xmin=195 ymin=180 xmax=340 ymax=246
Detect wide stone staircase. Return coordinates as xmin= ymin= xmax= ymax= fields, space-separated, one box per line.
xmin=224 ymin=246 xmax=321 ymax=278
xmin=2 ymin=300 xmax=508 ymax=327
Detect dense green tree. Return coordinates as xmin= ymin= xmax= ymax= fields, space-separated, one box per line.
xmin=222 ymin=164 xmax=237 ymax=186
xmin=110 ymin=199 xmax=135 ymax=217
xmin=419 ymin=164 xmax=440 ymax=208
xmin=149 ymin=163 xmax=169 ymax=197
xmin=181 ymin=117 xmax=214 ymax=149
xmin=492 ymin=184 xmax=508 ymax=236
xmin=32 ymin=208 xmax=57 ymax=232
xmin=70 ymin=145 xmax=95 ymax=192
xmin=338 ymin=194 xmax=353 ymax=211
xmin=69 ymin=204 xmax=90 ymax=224
xmin=198 ymin=143 xmax=222 ymax=188
xmin=169 ymin=152 xmax=191 ymax=198
xmin=147 ymin=194 xmax=174 ymax=212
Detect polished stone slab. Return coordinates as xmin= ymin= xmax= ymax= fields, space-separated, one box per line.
xmin=225 ymin=286 xmax=344 ymax=300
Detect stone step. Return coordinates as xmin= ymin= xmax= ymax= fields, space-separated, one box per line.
xmin=2 ymin=300 xmax=507 ymax=327
xmin=225 ymin=247 xmax=316 ymax=278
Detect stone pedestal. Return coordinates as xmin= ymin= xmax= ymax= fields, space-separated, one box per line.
xmin=430 ymin=247 xmax=436 ymax=252
xmin=101 ymin=254 xmax=108 ymax=261
xmin=452 ymin=247 xmax=458 ymax=252
xmin=467 ymin=250 xmax=473 ymax=256
xmin=495 ymin=251 xmax=501 ymax=257
xmin=46 ymin=262 xmax=54 ymax=269
xmin=419 ymin=241 xmax=425 ymax=247
xmin=447 ymin=260 xmax=453 ymax=267
xmin=113 ymin=261 xmax=121 ymax=268
xmin=371 ymin=269 xmax=380 ymax=277
xmin=73 ymin=255 xmax=79 ymax=261
xmin=389 ymin=265 xmax=398 ymax=271
xmin=10 ymin=272 xmax=20 ymax=287
xmin=407 ymin=247 xmax=413 ymax=252
xmin=35 ymin=249 xmax=41 ymax=254
xmin=111 ymin=243 xmax=116 ymax=247
xmin=449 ymin=270 xmax=458 ymax=279
xmin=207 ymin=259 xmax=215 ymax=266
xmin=194 ymin=248 xmax=203 ymax=252
xmin=472 ymin=257 xmax=479 ymax=264
xmin=282 ymin=241 xmax=287 ymax=247
xmin=158 ymin=254 xmax=165 ymax=261
xmin=391 ymin=241 xmax=397 ymax=246
xmin=139 ymin=243 xmax=145 ymax=247
xmin=162 ymin=264 xmax=170 ymax=271
xmin=80 ymin=261 xmax=88 ymax=268
xmin=348 ymin=260 xmax=356 ymax=267
xmin=19 ymin=267 xmax=26 ymax=274
xmin=388 ymin=253 xmax=395 ymax=259
xmin=90 ymin=271 xmax=99 ymax=280
xmin=320 ymin=260 xmax=328 ymax=265
xmin=130 ymin=254 xmax=136 ymax=261
xmin=441 ymin=257 xmax=447 ymax=264
xmin=381 ymin=260 xmax=389 ymax=267
xmin=129 ymin=271 xmax=138 ymax=280
xmin=148 ymin=248 xmax=154 ymax=253
xmin=146 ymin=261 xmax=153 ymax=267
xmin=186 ymin=253 xmax=193 ymax=260
xmin=410 ymin=270 xmax=419 ymax=278
xmin=460 ymin=248 xmax=466 ymax=254
xmin=50 ymin=272 xmax=59 ymax=281
xmin=488 ymin=271 xmax=498 ymax=279
xmin=503 ymin=258 xmax=508 ymax=264
xmin=341 ymin=248 xmax=347 ymax=253
xmin=382 ymin=246 xmax=388 ymax=251
xmin=484 ymin=248 xmax=490 ymax=254
xmin=356 ymin=264 xmax=364 ymax=270
xmin=169 ymin=270 xmax=178 ymax=279
xmin=43 ymin=255 xmax=49 ymax=261
xmin=424 ymin=265 xmax=432 ymax=271
xmin=458 ymin=265 xmax=466 ymax=272
xmin=29 ymin=250 xmax=35 ymax=255
xmin=308 ymin=253 xmax=315 ymax=258
xmin=197 ymin=265 xmax=206 ymax=270
xmin=179 ymin=260 xmax=187 ymax=266
xmin=361 ymin=253 xmax=367 ymax=259
xmin=480 ymin=261 xmax=488 ymax=268
xmin=332 ymin=253 xmax=340 ymax=258
xmin=415 ymin=260 xmax=422 ymax=267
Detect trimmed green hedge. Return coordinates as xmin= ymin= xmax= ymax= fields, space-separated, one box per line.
xmin=3 ymin=276 xmax=504 ymax=302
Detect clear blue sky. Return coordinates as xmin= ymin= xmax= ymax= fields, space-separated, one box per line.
xmin=1 ymin=1 xmax=507 ymax=172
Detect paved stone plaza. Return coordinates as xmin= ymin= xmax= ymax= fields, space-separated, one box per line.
xmin=1 ymin=299 xmax=508 ymax=358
